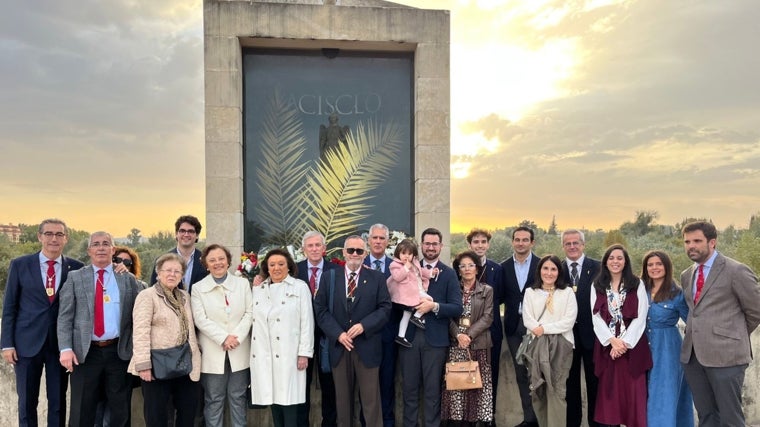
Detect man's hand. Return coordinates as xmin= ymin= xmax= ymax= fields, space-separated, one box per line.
xmin=346 ymin=323 xmax=364 ymax=339
xmin=2 ymin=349 xmax=18 ymax=365
xmin=415 ymin=299 xmax=436 ymax=314
xmin=252 ymin=275 xmax=264 ymax=287
xmin=456 ymin=333 xmax=471 ymax=348
xmin=113 ymin=263 xmax=129 ymax=274
xmin=338 ymin=332 xmax=354 ymax=351
xmin=59 ymin=350 xmax=79 ymax=372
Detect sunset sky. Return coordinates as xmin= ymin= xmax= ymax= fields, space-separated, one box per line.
xmin=2 ymin=0 xmax=759 ymax=238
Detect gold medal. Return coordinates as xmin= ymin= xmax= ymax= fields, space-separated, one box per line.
xmin=46 ymin=288 xmax=54 ymax=296
xmin=103 ymin=295 xmax=111 ymax=303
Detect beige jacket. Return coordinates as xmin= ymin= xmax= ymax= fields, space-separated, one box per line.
xmin=191 ymin=273 xmax=253 ymax=374
xmin=128 ymin=285 xmax=201 ymax=381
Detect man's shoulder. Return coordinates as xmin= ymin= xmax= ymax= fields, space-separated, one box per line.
xmin=500 ymin=257 xmax=514 ymax=268
xmin=485 ymin=258 xmax=502 ymax=270
xmin=63 ymin=256 xmax=85 ymax=270
xmin=583 ymin=257 xmax=601 ymax=268
xmin=11 ymin=252 xmax=40 ymax=266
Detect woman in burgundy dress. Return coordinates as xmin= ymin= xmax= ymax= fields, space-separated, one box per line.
xmin=590 ymin=244 xmax=652 ymax=427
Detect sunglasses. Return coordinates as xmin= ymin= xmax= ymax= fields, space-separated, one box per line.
xmin=113 ymin=257 xmax=134 ymax=267
xmin=345 ymin=248 xmax=365 ymax=255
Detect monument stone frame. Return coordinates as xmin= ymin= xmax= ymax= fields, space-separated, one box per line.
xmin=204 ymin=0 xmax=450 ymax=259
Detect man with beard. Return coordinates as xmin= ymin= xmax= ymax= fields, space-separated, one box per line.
xmin=399 ymin=228 xmax=462 ymax=427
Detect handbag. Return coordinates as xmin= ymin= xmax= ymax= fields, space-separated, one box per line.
xmin=515 ymin=303 xmax=547 ymax=366
xmin=444 ymin=350 xmax=483 ymax=391
xmin=150 ymin=341 xmax=191 ymax=380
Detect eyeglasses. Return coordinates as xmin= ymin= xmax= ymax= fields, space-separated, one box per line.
xmin=563 ymin=241 xmax=583 ymax=247
xmin=177 ymin=229 xmax=197 ymax=235
xmin=41 ymin=232 xmax=66 ymax=238
xmin=160 ymin=269 xmax=183 ymax=276
xmin=114 ymin=258 xmax=134 ymax=267
xmin=345 ymin=248 xmax=365 ymax=255
xmin=422 ymin=242 xmax=441 ymax=247
xmin=89 ymin=241 xmax=112 ymax=248
xmin=459 ymin=263 xmax=477 ymax=270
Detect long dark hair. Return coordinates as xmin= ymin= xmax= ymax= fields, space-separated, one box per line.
xmin=593 ymin=244 xmax=639 ymax=293
xmin=260 ymin=248 xmax=298 ymax=279
xmin=531 ymin=254 xmax=568 ymax=290
xmin=641 ymin=250 xmax=681 ymax=303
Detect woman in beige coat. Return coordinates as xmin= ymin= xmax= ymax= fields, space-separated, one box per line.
xmin=128 ymin=253 xmax=201 ymax=427
xmin=191 ymin=244 xmax=253 ymax=427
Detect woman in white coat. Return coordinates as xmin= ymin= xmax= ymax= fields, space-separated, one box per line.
xmin=250 ymin=248 xmax=314 ymax=427
xmin=191 ymin=244 xmax=253 ymax=427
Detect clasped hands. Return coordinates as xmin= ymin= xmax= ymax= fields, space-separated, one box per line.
xmin=338 ymin=323 xmax=365 ymax=351
xmin=609 ymin=337 xmax=628 ymax=359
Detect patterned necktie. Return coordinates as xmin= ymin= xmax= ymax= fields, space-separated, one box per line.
xmin=373 ymin=259 xmax=382 ymax=272
xmin=309 ymin=267 xmax=318 ymax=296
xmin=347 ymin=272 xmax=357 ymax=299
xmin=694 ymin=264 xmax=705 ymax=303
xmin=45 ymin=260 xmax=56 ymax=302
xmin=94 ymin=269 xmax=106 ymax=337
xmin=570 ymin=262 xmax=579 ymax=287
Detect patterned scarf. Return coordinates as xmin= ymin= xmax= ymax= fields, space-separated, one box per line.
xmin=606 ymin=287 xmax=628 ymax=338
xmin=157 ymin=283 xmax=189 ymax=346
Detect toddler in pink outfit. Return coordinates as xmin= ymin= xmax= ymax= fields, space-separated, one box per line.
xmin=386 ymin=239 xmax=438 ymax=347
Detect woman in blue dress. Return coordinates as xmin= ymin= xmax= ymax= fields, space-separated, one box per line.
xmin=641 ymin=250 xmax=694 ymax=427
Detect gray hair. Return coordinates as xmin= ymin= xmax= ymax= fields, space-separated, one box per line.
xmin=344 ymin=235 xmax=367 ymax=249
xmin=38 ymin=218 xmax=68 ymax=234
xmin=302 ymin=230 xmax=326 ymax=247
xmin=88 ymin=231 xmax=113 ymax=247
xmin=369 ymin=223 xmax=389 ymax=239
xmin=561 ymin=229 xmax=585 ymax=243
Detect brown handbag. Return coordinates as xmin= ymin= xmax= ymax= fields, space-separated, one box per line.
xmin=444 ymin=350 xmax=483 ymax=391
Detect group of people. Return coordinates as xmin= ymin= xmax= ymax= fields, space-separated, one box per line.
xmin=2 ymin=216 xmax=759 ymax=427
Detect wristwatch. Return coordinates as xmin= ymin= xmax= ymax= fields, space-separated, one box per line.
xmin=433 ymin=302 xmax=440 ymax=314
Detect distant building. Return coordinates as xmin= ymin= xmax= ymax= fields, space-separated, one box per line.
xmin=0 ymin=224 xmax=22 ymax=243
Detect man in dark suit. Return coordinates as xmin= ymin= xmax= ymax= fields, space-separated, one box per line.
xmin=561 ymin=229 xmax=601 ymax=427
xmin=466 ymin=228 xmax=504 ymax=426
xmin=680 ymin=221 xmax=760 ymax=427
xmin=400 ymin=227 xmax=463 ymax=427
xmin=1 ymin=219 xmax=84 ymax=427
xmin=58 ymin=231 xmax=142 ymax=427
xmin=149 ymin=214 xmax=205 ymax=291
xmin=314 ymin=235 xmax=391 ymax=427
xmin=362 ymin=223 xmax=397 ymax=427
xmin=297 ymin=230 xmax=340 ymax=427
xmin=501 ymin=226 xmax=540 ymax=427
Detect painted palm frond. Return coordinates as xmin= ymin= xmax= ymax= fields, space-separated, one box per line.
xmin=253 ymin=88 xmax=310 ymax=245
xmin=301 ymin=119 xmax=404 ymax=246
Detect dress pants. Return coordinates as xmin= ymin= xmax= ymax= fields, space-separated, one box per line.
xmin=272 ymin=404 xmax=300 ymax=427
xmin=141 ymin=374 xmax=200 ymax=427
xmin=399 ymin=331 xmax=448 ymax=427
xmin=68 ymin=344 xmax=131 ymax=427
xmin=200 ymin=356 xmax=249 ymax=427
xmin=566 ymin=336 xmax=599 ymax=427
xmin=506 ymin=321 xmax=537 ymax=424
xmin=300 ymin=331 xmax=337 ymax=427
xmin=333 ymin=349 xmax=382 ymax=427
xmin=14 ymin=334 xmax=67 ymax=427
xmin=361 ymin=306 xmax=401 ymax=427
xmin=683 ymin=351 xmax=747 ymax=427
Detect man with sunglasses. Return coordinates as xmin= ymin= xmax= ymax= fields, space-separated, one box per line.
xmin=2 ymin=219 xmax=84 ymax=426
xmin=314 ymin=235 xmax=391 ymax=427
xmin=149 ymin=215 xmax=205 ymax=292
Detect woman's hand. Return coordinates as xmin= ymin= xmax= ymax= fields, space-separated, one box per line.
xmin=252 ymin=275 xmax=264 ymax=287
xmin=297 ymin=356 xmax=308 ymax=371
xmin=609 ymin=337 xmax=627 ymax=359
xmin=532 ymin=325 xmax=544 ymax=337
xmin=456 ymin=333 xmax=471 ymax=348
xmin=138 ymin=369 xmax=154 ymax=382
xmin=222 ymin=335 xmax=240 ymax=351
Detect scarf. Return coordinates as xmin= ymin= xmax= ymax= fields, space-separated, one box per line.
xmin=156 ymin=283 xmax=189 ymax=346
xmin=606 ymin=286 xmax=627 ymax=338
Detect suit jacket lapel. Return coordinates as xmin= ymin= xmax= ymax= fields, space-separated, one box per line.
xmin=698 ymin=254 xmax=725 ymax=306
xmin=115 ymin=273 xmax=127 ymax=329
xmin=83 ymin=266 xmax=96 ymax=320
xmin=28 ymin=253 xmax=45 ymax=299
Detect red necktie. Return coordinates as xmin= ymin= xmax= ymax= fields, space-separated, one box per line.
xmin=309 ymin=267 xmax=318 ymax=296
xmin=347 ymin=272 xmax=357 ymax=298
xmin=46 ymin=260 xmax=56 ymax=303
xmin=94 ymin=269 xmax=105 ymax=337
xmin=694 ymin=264 xmax=705 ymax=303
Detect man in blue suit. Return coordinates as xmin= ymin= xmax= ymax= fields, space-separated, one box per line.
xmin=561 ymin=229 xmax=601 ymax=427
xmin=466 ymin=228 xmax=505 ymax=426
xmin=362 ymin=223 xmax=397 ymax=427
xmin=314 ymin=235 xmax=391 ymax=427
xmin=296 ymin=230 xmax=341 ymax=427
xmin=2 ymin=218 xmax=84 ymax=427
xmin=149 ymin=215 xmax=205 ymax=291
xmin=501 ymin=226 xmax=540 ymax=427
xmin=400 ymin=227 xmax=463 ymax=427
